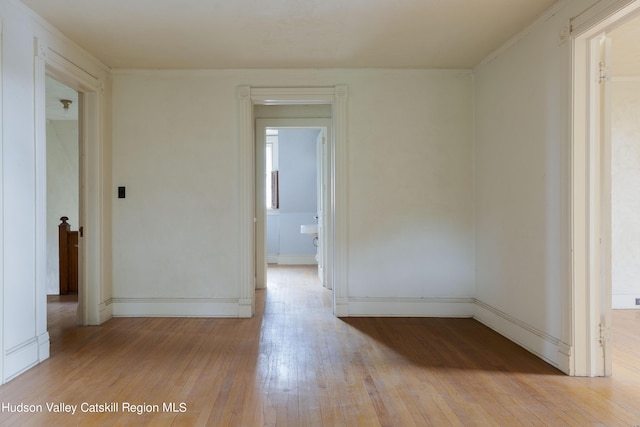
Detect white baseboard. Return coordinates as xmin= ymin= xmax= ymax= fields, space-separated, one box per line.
xmin=270 ymin=254 xmax=317 ymax=265
xmin=612 ymin=294 xmax=640 ymax=309
xmin=4 ymin=338 xmax=39 ymax=382
xmin=238 ymin=298 xmax=254 ymax=318
xmin=37 ymin=331 xmax=50 ymax=362
xmin=112 ymin=298 xmax=244 ymax=317
xmin=334 ymin=298 xmax=350 ymax=317
xmin=267 ymin=254 xmax=317 ymax=265
xmin=346 ymin=297 xmax=475 ymax=317
xmin=473 ymin=299 xmax=563 ymax=370
xmin=336 ymin=296 xmax=567 ymax=371
xmin=100 ymin=298 xmax=113 ymax=323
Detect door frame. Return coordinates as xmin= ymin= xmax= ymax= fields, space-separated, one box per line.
xmin=35 ymin=39 xmax=106 ymax=327
xmin=0 ymin=20 xmax=4 ymax=384
xmin=237 ymin=86 xmax=349 ymax=317
xmin=569 ymin=0 xmax=640 ymax=376
xmin=255 ymin=119 xmax=331 ymax=289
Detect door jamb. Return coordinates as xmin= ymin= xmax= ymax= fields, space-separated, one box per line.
xmin=0 ymin=20 xmax=4 ymax=384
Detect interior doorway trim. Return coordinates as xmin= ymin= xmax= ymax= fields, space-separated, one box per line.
xmin=35 ymin=38 xmax=106 ymax=327
xmin=569 ymin=0 xmax=640 ymax=377
xmin=237 ymin=86 xmax=349 ymax=317
xmin=0 ymin=20 xmax=4 ymax=384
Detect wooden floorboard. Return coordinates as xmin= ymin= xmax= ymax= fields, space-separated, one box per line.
xmin=1 ymin=265 xmax=639 ymax=426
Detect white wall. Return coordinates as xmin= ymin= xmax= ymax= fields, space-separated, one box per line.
xmin=348 ymin=73 xmax=474 ymax=305
xmin=111 ymin=69 xmax=474 ymax=316
xmin=46 ymin=120 xmax=79 ymax=295
xmin=611 ymin=79 xmax=640 ymax=309
xmin=472 ymin=0 xmax=598 ymax=368
xmin=0 ymin=0 xmax=111 ymax=383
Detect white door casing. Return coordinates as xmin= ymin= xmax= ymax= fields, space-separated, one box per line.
xmin=237 ymin=86 xmax=348 ymax=317
xmin=37 ymin=39 xmax=107 ymax=327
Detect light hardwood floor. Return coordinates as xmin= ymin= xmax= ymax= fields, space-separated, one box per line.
xmin=1 ymin=265 xmax=639 ymax=426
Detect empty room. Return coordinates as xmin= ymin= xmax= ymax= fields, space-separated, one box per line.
xmin=1 ymin=0 xmax=640 ymax=425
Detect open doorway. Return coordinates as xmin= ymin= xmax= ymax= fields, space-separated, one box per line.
xmin=31 ymin=40 xmax=107 ymax=345
xmin=255 ymin=119 xmax=331 ymax=292
xmin=608 ymin=15 xmax=640 ymax=310
xmin=606 ymin=13 xmax=640 ymax=377
xmin=45 ymin=76 xmax=80 ymax=341
xmin=571 ymin=1 xmax=640 ymax=377
xmin=238 ymin=86 xmax=348 ymax=318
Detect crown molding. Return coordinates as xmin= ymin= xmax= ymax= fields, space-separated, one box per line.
xmin=570 ymin=0 xmax=637 ymax=37
xmin=475 ymin=0 xmax=571 ymax=69
xmin=7 ymin=0 xmax=110 ymax=73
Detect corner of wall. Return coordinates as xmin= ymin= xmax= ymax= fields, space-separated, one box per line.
xmin=473 ymin=299 xmax=562 ymax=370
xmin=473 ymin=0 xmax=571 ymax=71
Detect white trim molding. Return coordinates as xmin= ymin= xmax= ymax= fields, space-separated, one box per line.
xmin=4 ymin=339 xmax=39 ymax=382
xmin=270 ymin=255 xmax=318 ymax=265
xmin=112 ymin=298 xmax=245 ymax=318
xmin=100 ymin=298 xmax=113 ymax=321
xmin=348 ymin=297 xmax=474 ymax=317
xmin=266 ymin=255 xmax=279 ymax=264
xmin=476 ymin=0 xmax=570 ymax=69
xmin=45 ymin=47 xmax=100 ymax=91
xmin=39 ymin=43 xmax=106 ymax=327
xmin=612 ymin=76 xmax=640 ymax=82
xmin=333 ymin=86 xmax=349 ymax=316
xmin=0 ymin=18 xmax=5 ymax=385
xmin=337 ymin=296 xmax=567 ymax=369
xmin=33 ymin=37 xmax=50 ymax=368
xmin=473 ymin=299 xmax=565 ymax=370
xmin=612 ymin=294 xmax=640 ymax=309
xmin=570 ymin=0 xmax=637 ymax=37
xmin=237 ymin=86 xmax=255 ymax=318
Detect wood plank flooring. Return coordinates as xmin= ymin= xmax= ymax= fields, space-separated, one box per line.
xmin=1 ymin=265 xmax=639 ymax=426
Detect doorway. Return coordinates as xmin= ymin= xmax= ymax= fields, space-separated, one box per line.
xmin=37 ymin=44 xmax=106 ymax=327
xmin=45 ymin=76 xmax=80 ymax=294
xmin=237 ymin=86 xmax=348 ymax=317
xmin=607 ymin=15 xmax=640 ymax=308
xmin=571 ymin=0 xmax=640 ymax=377
xmin=45 ymin=75 xmax=80 ymax=329
xmin=604 ymin=11 xmax=640 ymax=378
xmin=45 ymin=76 xmax=80 ymax=330
xmin=255 ymin=119 xmax=331 ymax=291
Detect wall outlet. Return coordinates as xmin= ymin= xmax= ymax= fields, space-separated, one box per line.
xmin=636 ymin=298 xmax=640 ymax=306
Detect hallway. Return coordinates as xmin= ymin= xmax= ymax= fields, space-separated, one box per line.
xmin=0 ymin=266 xmax=638 ymax=425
